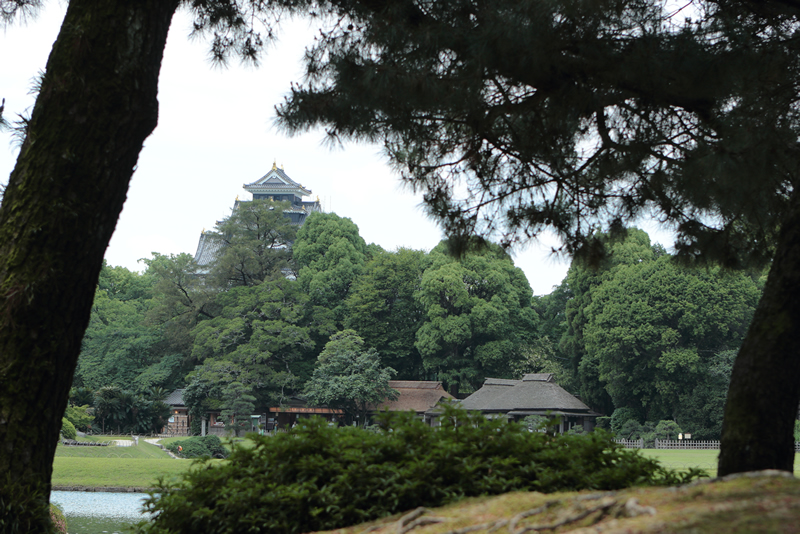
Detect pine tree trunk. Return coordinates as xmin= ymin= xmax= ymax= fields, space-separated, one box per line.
xmin=718 ymin=193 xmax=800 ymax=476
xmin=0 ymin=0 xmax=178 ymax=530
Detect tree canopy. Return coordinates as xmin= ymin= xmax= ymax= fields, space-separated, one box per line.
xmin=275 ymin=0 xmax=800 ymax=476
xmin=303 ymin=329 xmax=397 ymax=424
xmin=208 ymin=199 xmax=297 ymax=287
xmin=277 ymin=0 xmax=796 ymax=267
xmin=414 ymin=241 xmax=537 ymax=395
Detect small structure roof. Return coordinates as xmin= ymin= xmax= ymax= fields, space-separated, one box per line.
xmin=372 ymin=381 xmax=455 ymax=414
xmin=460 ymin=375 xmax=594 ymax=414
xmin=243 ymin=164 xmax=312 ymax=196
xmin=165 ymin=389 xmax=186 ymax=407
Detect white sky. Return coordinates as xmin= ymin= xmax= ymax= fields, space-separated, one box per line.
xmin=1 ymin=5 xmax=678 ymax=296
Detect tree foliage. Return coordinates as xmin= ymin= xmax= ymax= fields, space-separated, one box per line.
xmin=554 ymin=230 xmax=761 ymax=435
xmin=208 ymin=199 xmax=297 ymax=287
xmin=277 ymin=0 xmax=796 ymax=267
xmin=344 ymin=248 xmax=426 ymax=379
xmin=189 ymin=278 xmax=315 ymax=410
xmin=137 ymin=406 xmax=701 ymax=534
xmin=294 ymin=212 xmax=370 ymax=321
xmin=303 ymin=330 xmax=397 ymax=424
xmin=414 ymin=241 xmax=537 ymax=394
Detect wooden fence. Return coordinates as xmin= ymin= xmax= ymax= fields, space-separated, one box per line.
xmin=615 ymin=439 xmax=800 ymax=451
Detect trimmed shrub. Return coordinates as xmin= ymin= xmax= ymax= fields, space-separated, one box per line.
xmin=610 ymin=407 xmax=639 ymax=434
xmin=166 ymin=435 xmax=228 ymax=459
xmin=138 ymin=405 xmax=703 ymax=534
xmin=64 ymin=404 xmax=94 ymax=432
xmin=50 ymin=503 xmax=67 ymax=534
xmin=60 ymin=418 xmax=77 ymax=441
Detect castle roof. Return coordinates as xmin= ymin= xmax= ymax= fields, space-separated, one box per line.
xmin=243 ymin=164 xmax=312 ymax=197
xmin=194 ymin=231 xmax=223 ymax=267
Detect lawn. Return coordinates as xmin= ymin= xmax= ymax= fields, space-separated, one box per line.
xmin=52 ymin=457 xmax=197 ymax=489
xmin=639 ymin=449 xmax=800 ymax=477
xmin=55 ymin=439 xmax=171 ymax=459
xmin=51 ymin=437 xmax=799 ymax=490
xmin=52 ymin=438 xmax=204 ymax=489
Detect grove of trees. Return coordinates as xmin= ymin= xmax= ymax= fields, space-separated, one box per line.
xmin=70 ymin=212 xmax=761 ymax=450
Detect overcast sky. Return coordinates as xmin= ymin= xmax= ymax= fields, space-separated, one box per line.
xmin=0 ymin=4 xmax=667 ymax=296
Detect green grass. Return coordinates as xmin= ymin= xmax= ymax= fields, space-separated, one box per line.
xmin=53 ymin=438 xmax=206 ymax=488
xmin=55 ymin=439 xmax=171 ymax=459
xmin=639 ymin=449 xmax=800 ymax=477
xmin=52 ymin=457 xmax=199 ymax=488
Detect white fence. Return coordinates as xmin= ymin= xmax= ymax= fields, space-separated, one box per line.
xmin=615 ymin=439 xmax=800 ymax=451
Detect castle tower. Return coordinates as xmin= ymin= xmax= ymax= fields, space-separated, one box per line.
xmin=242 ymin=162 xmax=321 ymax=225
xmin=194 ymin=163 xmax=321 ymax=268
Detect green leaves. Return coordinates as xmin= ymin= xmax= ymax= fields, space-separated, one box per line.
xmin=559 ymin=229 xmax=761 ymax=429
xmin=304 ymin=330 xmax=397 ymax=424
xmin=209 ymin=199 xmax=297 ymax=287
xmin=414 ymin=242 xmax=537 ymax=393
xmin=139 ymin=405 xmax=700 ymax=534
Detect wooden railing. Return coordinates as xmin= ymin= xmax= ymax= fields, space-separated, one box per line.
xmin=615 ymin=439 xmax=800 ymax=451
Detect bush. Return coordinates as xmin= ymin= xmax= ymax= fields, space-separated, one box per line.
xmin=64 ymin=404 xmax=93 ymax=432
xmin=166 ymin=435 xmax=228 ymax=459
xmin=138 ymin=406 xmax=703 ymax=534
xmin=610 ymin=407 xmax=639 ymax=434
xmin=60 ymin=418 xmax=77 ymax=441
xmin=595 ymin=416 xmax=611 ymax=430
xmin=50 ymin=503 xmax=67 ymax=534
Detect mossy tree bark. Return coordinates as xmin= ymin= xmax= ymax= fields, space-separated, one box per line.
xmin=0 ymin=0 xmax=179 ymax=530
xmin=718 ymin=193 xmax=800 ymax=476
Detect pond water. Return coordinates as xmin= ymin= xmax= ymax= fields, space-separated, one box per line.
xmin=50 ymin=491 xmax=152 ymax=533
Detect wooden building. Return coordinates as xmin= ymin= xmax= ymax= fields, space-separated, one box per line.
xmin=371 ymin=381 xmax=455 ymax=426
xmin=164 ymin=389 xmax=191 ymax=436
xmin=459 ymin=374 xmax=600 ymax=433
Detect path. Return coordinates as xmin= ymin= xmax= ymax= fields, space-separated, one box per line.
xmin=144 ymin=437 xmax=183 ymax=459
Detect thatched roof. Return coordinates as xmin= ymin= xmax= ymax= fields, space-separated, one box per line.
xmin=372 ymin=381 xmax=454 ymax=414
xmin=459 ymin=374 xmax=595 ymax=415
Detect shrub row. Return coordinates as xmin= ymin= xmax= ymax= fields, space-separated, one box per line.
xmin=165 ymin=435 xmax=229 ymax=459
xmin=138 ymin=406 xmax=703 ymax=534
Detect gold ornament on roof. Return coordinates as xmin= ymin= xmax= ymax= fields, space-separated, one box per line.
xmin=272 ymin=160 xmax=277 ymax=170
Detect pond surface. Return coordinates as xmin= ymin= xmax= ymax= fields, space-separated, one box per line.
xmin=50 ymin=491 xmax=152 ymax=533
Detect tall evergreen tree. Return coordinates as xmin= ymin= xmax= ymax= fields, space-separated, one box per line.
xmin=275 ymin=0 xmax=800 ymax=476
xmin=344 ymin=248 xmax=426 ymax=379
xmin=209 ymin=199 xmax=297 ymax=287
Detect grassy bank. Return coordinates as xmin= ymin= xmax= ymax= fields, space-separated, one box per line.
xmin=51 ymin=439 xmax=800 ymax=490
xmin=312 ymin=471 xmax=800 ymax=534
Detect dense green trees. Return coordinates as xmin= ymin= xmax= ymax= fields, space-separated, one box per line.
xmin=344 ymin=249 xmax=426 ymax=379
xmin=274 ymin=0 xmax=800 ymax=476
xmin=71 ymin=223 xmax=759 ymax=446
xmin=189 ymin=278 xmax=315 ymax=408
xmin=303 ymin=330 xmax=397 ymax=425
xmin=209 ymin=199 xmax=297 ymax=287
xmin=551 ymin=230 xmax=762 ymax=438
xmin=70 ymin=214 xmax=547 ymax=423
xmin=415 ymin=242 xmax=537 ymax=394
xmin=294 ymin=212 xmax=370 ymax=317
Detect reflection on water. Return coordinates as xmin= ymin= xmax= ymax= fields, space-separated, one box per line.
xmin=50 ymin=491 xmax=152 ymax=533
